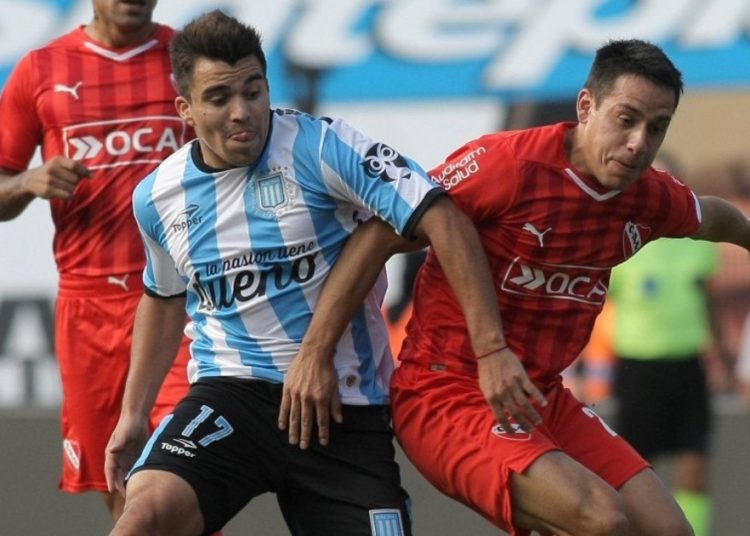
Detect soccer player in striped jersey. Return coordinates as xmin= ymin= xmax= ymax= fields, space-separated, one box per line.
xmin=299 ymin=40 xmax=750 ymax=536
xmin=0 ymin=0 xmax=193 ymax=522
xmin=104 ymin=10 xmax=529 ymax=536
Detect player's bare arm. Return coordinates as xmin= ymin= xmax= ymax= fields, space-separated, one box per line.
xmin=412 ymin=197 xmax=547 ymax=432
xmin=105 ymin=293 xmax=186 ymax=495
xmin=0 ymin=157 xmax=89 ymax=220
xmin=280 ymin=217 xmax=411 ymax=449
xmin=692 ymin=195 xmax=750 ymax=251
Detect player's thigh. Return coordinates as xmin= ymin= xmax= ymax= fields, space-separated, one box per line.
xmin=278 ymin=405 xmax=411 ymax=536
xmin=551 ymin=385 xmax=650 ymax=490
xmin=511 ymin=451 xmax=626 ymax=536
xmin=391 ymin=365 xmax=555 ymax=534
xmin=619 ymin=468 xmax=693 ymax=536
xmin=130 ymin=379 xmax=282 ymax=534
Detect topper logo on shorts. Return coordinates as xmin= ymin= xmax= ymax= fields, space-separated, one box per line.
xmin=362 ymin=143 xmax=411 ymax=182
xmin=160 ymin=441 xmax=196 ymax=458
xmin=500 ymin=256 xmax=608 ymax=305
xmin=62 ymin=116 xmax=188 ymax=170
xmin=369 ymin=509 xmax=404 ymax=536
xmin=491 ymin=423 xmax=531 ymax=441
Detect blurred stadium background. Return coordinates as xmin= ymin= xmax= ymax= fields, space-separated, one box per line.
xmin=1 ymin=1 xmax=750 ymax=534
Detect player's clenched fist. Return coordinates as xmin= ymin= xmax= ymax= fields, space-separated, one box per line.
xmin=22 ymin=156 xmax=90 ymax=200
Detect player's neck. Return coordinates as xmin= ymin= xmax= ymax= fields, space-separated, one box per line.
xmin=564 ymin=125 xmax=586 ymax=172
xmin=84 ymin=20 xmax=156 ymax=49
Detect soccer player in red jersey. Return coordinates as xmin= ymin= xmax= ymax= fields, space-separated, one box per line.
xmin=0 ymin=0 xmax=191 ymax=521
xmin=300 ymin=40 xmax=750 ymax=536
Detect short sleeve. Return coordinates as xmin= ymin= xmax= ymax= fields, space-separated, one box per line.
xmin=318 ymin=117 xmax=442 ymax=237
xmin=651 ymin=171 xmax=702 ymax=239
xmin=0 ymin=53 xmax=43 ymax=172
xmin=132 ymin=179 xmax=186 ymax=296
xmin=428 ymin=134 xmax=520 ymax=224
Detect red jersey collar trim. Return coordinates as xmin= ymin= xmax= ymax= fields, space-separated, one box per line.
xmin=76 ymin=24 xmax=167 ymax=62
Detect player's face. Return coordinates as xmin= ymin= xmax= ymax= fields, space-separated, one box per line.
xmin=91 ymin=0 xmax=157 ymax=31
xmin=573 ymin=74 xmax=676 ymax=191
xmin=177 ymin=56 xmax=270 ymax=170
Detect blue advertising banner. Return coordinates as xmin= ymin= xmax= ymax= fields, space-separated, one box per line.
xmin=3 ymin=0 xmax=750 ymax=103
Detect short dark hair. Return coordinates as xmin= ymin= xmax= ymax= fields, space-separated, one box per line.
xmin=170 ymin=10 xmax=267 ymax=97
xmin=584 ymin=39 xmax=683 ymax=108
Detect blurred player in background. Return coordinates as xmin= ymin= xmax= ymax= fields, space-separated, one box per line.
xmin=0 ymin=0 xmax=191 ymax=521
xmin=300 ymin=39 xmax=750 ymax=535
xmin=609 ymin=153 xmax=734 ymax=536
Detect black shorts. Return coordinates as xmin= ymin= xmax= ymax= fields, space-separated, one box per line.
xmin=613 ymin=356 xmax=711 ymax=459
xmin=129 ymin=378 xmax=411 ymax=536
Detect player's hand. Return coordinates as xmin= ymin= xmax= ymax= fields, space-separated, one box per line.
xmin=279 ymin=351 xmax=342 ymax=449
xmin=21 ymin=156 xmax=90 ymax=200
xmin=104 ymin=415 xmax=151 ymax=496
xmin=477 ymin=347 xmax=547 ymax=433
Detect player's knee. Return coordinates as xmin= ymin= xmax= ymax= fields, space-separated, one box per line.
xmin=109 ymin=495 xmax=161 ymax=535
xmin=571 ymin=486 xmax=629 ymax=536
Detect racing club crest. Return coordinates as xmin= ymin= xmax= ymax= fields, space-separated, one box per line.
xmin=253 ymin=168 xmax=294 ymax=218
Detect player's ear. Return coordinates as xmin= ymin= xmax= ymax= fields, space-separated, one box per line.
xmin=176 ymin=96 xmax=195 ymax=127
xmin=576 ymin=88 xmax=593 ymax=123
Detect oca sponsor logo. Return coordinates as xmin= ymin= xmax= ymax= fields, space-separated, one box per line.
xmin=62 ymin=116 xmax=188 ymax=170
xmin=500 ymin=256 xmax=608 ymax=305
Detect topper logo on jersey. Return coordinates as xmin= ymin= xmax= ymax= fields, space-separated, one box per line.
xmin=362 ymin=143 xmax=411 ymax=182
xmin=501 ymin=256 xmax=608 ymax=305
xmin=171 ymin=204 xmax=202 ymax=233
xmin=62 ymin=116 xmax=186 ymax=170
xmin=622 ymin=221 xmax=651 ymax=257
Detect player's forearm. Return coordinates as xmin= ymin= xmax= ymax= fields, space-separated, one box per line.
xmin=693 ymin=196 xmax=750 ymax=250
xmin=0 ymin=171 xmax=35 ymax=220
xmin=415 ymin=197 xmax=507 ymax=356
xmin=300 ymin=218 xmax=406 ymax=360
xmin=120 ymin=294 xmax=187 ymax=418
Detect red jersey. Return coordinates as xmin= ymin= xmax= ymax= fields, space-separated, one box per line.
xmin=401 ymin=122 xmax=701 ymax=387
xmin=0 ymin=25 xmax=189 ymax=276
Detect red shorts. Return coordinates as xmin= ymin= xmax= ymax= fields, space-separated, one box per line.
xmin=391 ymin=363 xmax=648 ymax=536
xmin=56 ymin=272 xmax=190 ymax=493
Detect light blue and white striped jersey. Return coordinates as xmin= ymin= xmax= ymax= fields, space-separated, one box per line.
xmin=133 ymin=108 xmax=443 ymax=405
